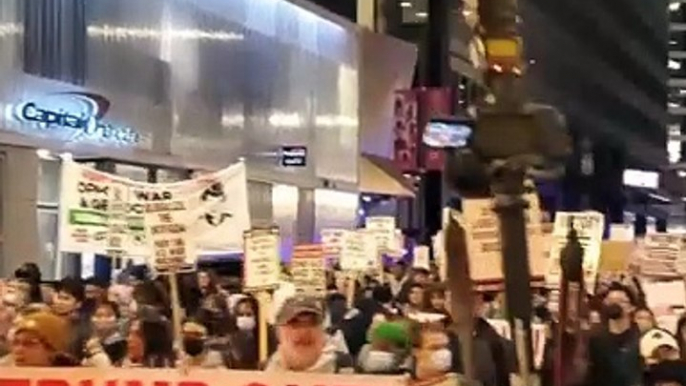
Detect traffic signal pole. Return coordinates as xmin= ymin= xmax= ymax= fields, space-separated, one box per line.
xmin=478 ymin=0 xmax=536 ymax=384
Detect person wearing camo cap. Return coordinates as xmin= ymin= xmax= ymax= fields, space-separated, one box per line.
xmin=264 ymin=296 xmax=353 ymax=373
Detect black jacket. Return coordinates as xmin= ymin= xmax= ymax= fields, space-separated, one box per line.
xmin=585 ymin=325 xmax=642 ymax=386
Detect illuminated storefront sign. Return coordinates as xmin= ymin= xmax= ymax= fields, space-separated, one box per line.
xmin=9 ymin=92 xmax=140 ymax=145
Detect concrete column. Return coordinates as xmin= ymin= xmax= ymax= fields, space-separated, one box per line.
xmin=296 ymin=188 xmax=315 ymax=243
xmin=357 ymin=0 xmax=375 ymax=30
xmin=0 ymin=146 xmax=41 ymax=278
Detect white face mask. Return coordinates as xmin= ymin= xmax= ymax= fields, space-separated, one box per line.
xmin=364 ymin=350 xmax=396 ymax=373
xmin=236 ymin=316 xmax=256 ymax=331
xmin=430 ymin=349 xmax=452 ymax=372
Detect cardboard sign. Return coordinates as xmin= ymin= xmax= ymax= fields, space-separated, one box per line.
xmin=106 ymin=181 xmax=129 ymax=260
xmin=413 ymin=246 xmax=430 ymax=270
xmin=609 ymin=223 xmax=634 ymax=242
xmin=291 ymin=244 xmax=327 ymax=296
xmin=643 ymin=233 xmax=683 ymax=278
xmin=598 ymin=241 xmax=632 ymax=273
xmin=461 ymin=194 xmax=546 ymax=282
xmin=0 ymin=368 xmax=406 ymax=386
xmin=545 ymin=211 xmax=604 ymax=294
xmin=365 ymin=216 xmax=396 ymax=252
xmin=321 ymin=228 xmax=346 ymax=264
xmin=340 ymin=230 xmax=377 ymax=272
xmin=144 ymin=195 xmax=194 ymax=273
xmin=243 ymin=228 xmax=281 ymax=291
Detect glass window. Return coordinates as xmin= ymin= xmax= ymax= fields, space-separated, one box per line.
xmin=116 ymin=164 xmax=149 ymax=182
xmin=38 ymin=159 xmax=61 ymax=205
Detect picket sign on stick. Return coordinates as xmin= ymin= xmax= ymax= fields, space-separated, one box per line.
xmin=143 ymin=193 xmax=195 ymax=348
xmin=243 ymin=227 xmax=281 ymax=364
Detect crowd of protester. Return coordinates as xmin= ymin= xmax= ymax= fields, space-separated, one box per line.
xmin=1 ymin=261 xmax=686 ymax=386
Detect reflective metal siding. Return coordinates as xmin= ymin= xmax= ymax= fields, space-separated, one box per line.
xmin=22 ymin=0 xmax=360 ymax=185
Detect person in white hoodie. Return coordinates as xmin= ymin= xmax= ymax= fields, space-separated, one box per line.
xmin=264 ymin=296 xmax=353 ymax=373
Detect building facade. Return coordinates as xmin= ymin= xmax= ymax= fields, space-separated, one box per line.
xmin=0 ymin=0 xmax=381 ymax=277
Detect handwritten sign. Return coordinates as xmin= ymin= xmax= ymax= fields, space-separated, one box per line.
xmin=413 ymin=246 xmax=430 ymax=270
xmin=106 ymin=181 xmax=129 ymax=260
xmin=321 ymin=228 xmax=346 ymax=265
xmin=365 ymin=216 xmax=396 ymax=252
xmin=643 ymin=233 xmax=683 ymax=278
xmin=462 ymin=194 xmax=546 ymax=282
xmin=545 ymin=211 xmax=604 ymax=293
xmin=340 ymin=231 xmax=368 ymax=271
xmin=243 ymin=228 xmax=281 ymax=291
xmin=144 ymin=197 xmax=194 ymax=272
xmin=291 ymin=244 xmax=326 ymax=296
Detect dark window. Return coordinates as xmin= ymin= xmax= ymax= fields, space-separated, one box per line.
xmin=23 ymin=0 xmax=86 ymax=84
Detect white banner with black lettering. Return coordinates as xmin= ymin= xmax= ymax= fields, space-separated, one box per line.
xmin=58 ymin=159 xmax=250 ymax=258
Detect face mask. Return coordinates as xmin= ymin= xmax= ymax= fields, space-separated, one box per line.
xmin=236 ymin=316 xmax=256 ymax=331
xmin=430 ymin=349 xmax=452 ymax=372
xmin=182 ymin=338 xmax=205 ymax=357
xmin=603 ymin=303 xmax=624 ymax=320
xmin=92 ymin=317 xmax=118 ymax=333
xmin=364 ymin=350 xmax=396 ymax=373
xmin=2 ymin=293 xmax=18 ymax=306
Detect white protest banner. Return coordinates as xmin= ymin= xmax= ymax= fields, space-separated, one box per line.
xmin=144 ymin=195 xmax=195 ymax=272
xmin=642 ymin=233 xmax=683 ymax=278
xmin=0 ymin=367 xmax=407 ymax=386
xmin=243 ymin=228 xmax=281 ymax=292
xmin=461 ymin=194 xmax=546 ymax=282
xmin=129 ymin=162 xmax=251 ymax=255
xmin=365 ymin=216 xmax=396 ymax=252
xmin=340 ymin=230 xmax=368 ymax=271
xmin=59 ymin=159 xmax=251 ymax=256
xmin=106 ymin=180 xmax=129 ymax=260
xmin=545 ymin=211 xmax=604 ymax=293
xmin=414 ymin=246 xmax=430 ymax=270
xmin=291 ymin=244 xmax=326 ymax=296
xmin=58 ymin=160 xmax=116 ymax=253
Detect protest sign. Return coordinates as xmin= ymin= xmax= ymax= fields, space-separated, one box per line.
xmin=59 ymin=160 xmax=250 ymax=256
xmin=243 ymin=228 xmax=281 ymax=292
xmin=340 ymin=230 xmax=368 ymax=272
xmin=106 ymin=180 xmax=129 ymax=261
xmin=461 ymin=194 xmax=546 ymax=282
xmin=642 ymin=233 xmax=683 ymax=278
xmin=413 ymin=246 xmax=430 ymax=270
xmin=365 ymin=216 xmax=396 ymax=252
xmin=545 ymin=211 xmax=604 ymax=293
xmin=144 ymin=195 xmax=194 ymax=272
xmin=609 ymin=223 xmax=634 ymax=242
xmin=0 ymin=367 xmax=407 ymax=386
xmin=291 ymin=244 xmax=326 ymax=296
xmin=321 ymin=228 xmax=346 ymax=265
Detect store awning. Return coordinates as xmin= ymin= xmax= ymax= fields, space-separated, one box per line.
xmin=360 ymin=154 xmax=415 ymax=197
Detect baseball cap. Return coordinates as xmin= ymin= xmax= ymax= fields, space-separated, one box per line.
xmin=14 ymin=311 xmax=69 ymax=353
xmin=641 ymin=328 xmax=680 ymax=359
xmin=275 ymin=296 xmax=324 ymax=325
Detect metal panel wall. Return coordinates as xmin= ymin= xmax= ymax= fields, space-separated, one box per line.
xmin=85 ymin=0 xmax=360 ymax=186
xmin=0 ymin=0 xmax=361 ymax=188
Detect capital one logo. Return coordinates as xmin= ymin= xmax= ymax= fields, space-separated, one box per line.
xmin=9 ymin=91 xmax=140 ymax=145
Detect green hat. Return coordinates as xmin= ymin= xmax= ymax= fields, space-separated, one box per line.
xmin=371 ymin=321 xmax=410 ymax=349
